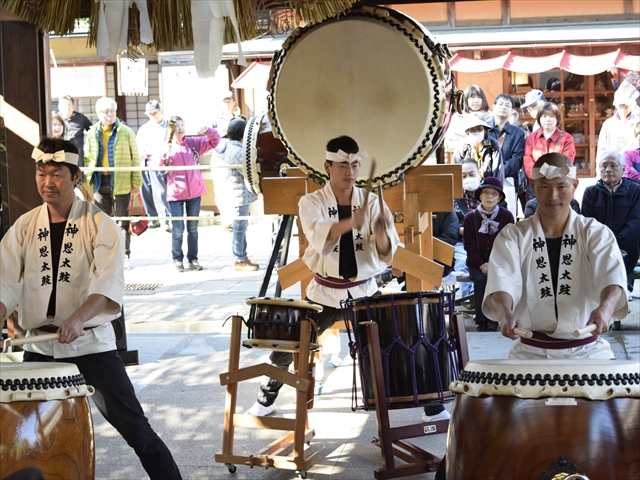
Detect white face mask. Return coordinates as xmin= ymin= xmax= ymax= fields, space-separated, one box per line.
xmin=463 ymin=177 xmax=480 ymax=192
xmin=468 ymin=132 xmax=484 ymax=143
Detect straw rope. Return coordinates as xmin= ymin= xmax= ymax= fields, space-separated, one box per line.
xmin=5 ymin=0 xmax=356 ymax=52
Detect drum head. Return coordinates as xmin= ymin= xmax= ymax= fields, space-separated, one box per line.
xmin=268 ymin=6 xmax=452 ymax=187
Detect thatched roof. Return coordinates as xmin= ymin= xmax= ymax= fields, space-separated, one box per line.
xmin=2 ymin=0 xmax=357 ymax=53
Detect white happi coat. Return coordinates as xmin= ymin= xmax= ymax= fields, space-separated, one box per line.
xmin=0 ymin=197 xmax=124 ymax=358
xmin=300 ymin=183 xmax=400 ymax=308
xmin=483 ymin=210 xmax=628 ymax=359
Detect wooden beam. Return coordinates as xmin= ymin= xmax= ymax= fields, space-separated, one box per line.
xmin=433 ymin=238 xmax=454 ymax=266
xmin=405 ymin=174 xmax=454 ymax=212
xmin=261 ymin=177 xmax=321 ymax=214
xmin=220 ymin=363 xmax=309 ymax=392
xmin=391 ymin=247 xmax=443 ymax=288
xmin=406 ymin=165 xmax=463 ymax=198
xmin=277 ymin=258 xmax=313 ymax=290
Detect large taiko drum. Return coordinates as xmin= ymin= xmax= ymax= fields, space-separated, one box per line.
xmin=0 ymin=362 xmax=95 ymax=479
xmin=267 ymin=5 xmax=456 ymax=188
xmin=447 ymin=360 xmax=640 ymax=479
xmin=242 ymin=297 xmax=323 ymax=352
xmin=242 ymin=114 xmax=291 ymax=196
xmin=342 ymin=291 xmax=457 ymax=410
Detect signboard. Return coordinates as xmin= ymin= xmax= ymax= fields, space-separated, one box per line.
xmin=118 ymin=56 xmax=148 ymax=96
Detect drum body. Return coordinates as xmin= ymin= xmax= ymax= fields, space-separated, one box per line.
xmin=242 ymin=114 xmax=290 ymax=196
xmin=0 ymin=362 xmax=95 ymax=479
xmin=243 ymin=297 xmax=323 ymax=351
xmin=447 ymin=360 xmax=640 ymax=479
xmin=342 ymin=291 xmax=455 ymax=409
xmin=268 ymin=5 xmax=455 ymax=188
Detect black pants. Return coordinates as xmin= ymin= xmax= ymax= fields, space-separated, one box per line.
xmin=23 ymin=350 xmax=181 ymax=480
xmin=94 ymin=175 xmax=132 ymax=257
xmin=468 ymin=265 xmax=489 ymax=325
xmin=257 ymin=301 xmax=343 ymax=407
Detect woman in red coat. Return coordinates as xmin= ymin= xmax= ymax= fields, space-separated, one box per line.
xmin=523 ymin=102 xmax=576 ymax=184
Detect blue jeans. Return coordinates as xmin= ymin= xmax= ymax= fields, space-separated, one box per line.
xmin=170 ymin=197 xmax=201 ymax=262
xmin=232 ymin=204 xmax=250 ymax=262
xmin=140 ymin=169 xmax=169 ymax=220
xmin=454 ymin=241 xmax=474 ymax=297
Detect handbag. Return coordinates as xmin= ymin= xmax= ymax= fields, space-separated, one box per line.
xmin=129 ymin=193 xmax=148 ymax=236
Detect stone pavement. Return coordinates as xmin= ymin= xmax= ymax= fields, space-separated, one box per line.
xmin=9 ymin=218 xmax=640 ymax=480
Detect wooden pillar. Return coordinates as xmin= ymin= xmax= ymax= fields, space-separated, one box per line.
xmin=0 ymin=15 xmax=47 ymax=236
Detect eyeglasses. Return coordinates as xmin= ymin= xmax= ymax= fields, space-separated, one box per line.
xmin=98 ymin=109 xmax=116 ymax=115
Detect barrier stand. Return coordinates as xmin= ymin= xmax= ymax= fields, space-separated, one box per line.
xmin=362 ymin=312 xmax=468 ymax=480
xmin=215 ymin=315 xmax=316 ymax=479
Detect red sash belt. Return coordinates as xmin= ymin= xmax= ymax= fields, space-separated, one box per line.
xmin=520 ymin=331 xmax=598 ymax=350
xmin=313 ymin=274 xmax=369 ymax=289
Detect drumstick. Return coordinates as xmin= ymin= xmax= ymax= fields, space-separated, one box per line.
xmin=573 ymin=324 xmax=597 ymax=337
xmin=361 ymin=158 xmax=377 ymax=213
xmin=2 ymin=331 xmax=85 ymax=351
xmin=513 ymin=327 xmax=533 ymax=338
xmin=377 ymin=185 xmax=384 ymax=212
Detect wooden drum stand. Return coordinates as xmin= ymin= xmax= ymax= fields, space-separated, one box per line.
xmin=364 ymin=312 xmax=469 ymax=479
xmin=214 ymin=315 xmax=316 ymax=479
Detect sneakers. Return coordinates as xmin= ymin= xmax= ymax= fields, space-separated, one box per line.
xmin=174 ymin=260 xmax=184 ymax=272
xmin=234 ymin=257 xmax=259 ymax=271
xmin=329 ymin=355 xmax=343 ymax=367
xmin=421 ymin=409 xmax=450 ymax=423
xmin=124 ymin=256 xmax=131 ymax=270
xmin=476 ymin=321 xmax=499 ymax=332
xmin=165 ymin=222 xmax=172 ymax=233
xmin=148 ymin=220 xmax=161 ymax=229
xmin=225 ymin=224 xmax=233 ymax=232
xmin=188 ymin=260 xmax=203 ymax=271
xmin=628 ymin=293 xmax=633 ymax=302
xmin=314 ymin=381 xmax=323 ymax=396
xmin=246 ymin=401 xmax=276 ymax=417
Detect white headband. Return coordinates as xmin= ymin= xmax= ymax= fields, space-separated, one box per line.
xmin=326 ymin=149 xmax=368 ymax=163
xmin=32 ymin=147 xmax=79 ymax=166
xmin=531 ymin=162 xmax=576 ymax=180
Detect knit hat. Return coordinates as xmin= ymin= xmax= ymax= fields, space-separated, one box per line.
xmin=475 ymin=176 xmax=505 ymax=203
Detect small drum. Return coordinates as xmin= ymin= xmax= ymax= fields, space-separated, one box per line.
xmin=342 ymin=291 xmax=457 ymax=409
xmin=1 ymin=362 xmax=95 ymax=479
xmin=242 ymin=114 xmax=291 ymax=196
xmin=268 ymin=5 xmax=456 ymax=188
xmin=242 ymin=297 xmax=323 ymax=352
xmin=447 ymin=360 xmax=640 ymax=479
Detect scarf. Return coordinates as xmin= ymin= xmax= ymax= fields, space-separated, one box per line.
xmin=477 ymin=204 xmax=500 ymax=234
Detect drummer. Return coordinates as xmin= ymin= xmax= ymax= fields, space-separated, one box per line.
xmin=482 ymin=152 xmax=629 ymax=359
xmin=246 ymin=135 xmax=399 ymax=416
xmin=0 ymin=138 xmax=182 ymax=480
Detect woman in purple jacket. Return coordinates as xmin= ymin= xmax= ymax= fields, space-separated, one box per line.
xmin=463 ymin=177 xmax=515 ymax=331
xmin=158 ymin=116 xmax=220 ymax=271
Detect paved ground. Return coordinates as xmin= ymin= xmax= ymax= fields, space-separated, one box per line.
xmin=5 ymin=218 xmax=640 ymax=479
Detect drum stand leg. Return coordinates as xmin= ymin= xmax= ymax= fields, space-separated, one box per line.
xmin=362 ymin=321 xmax=449 ymax=480
xmin=215 ymin=317 xmax=315 ymax=475
xmin=258 ymin=214 xmax=294 ymax=297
